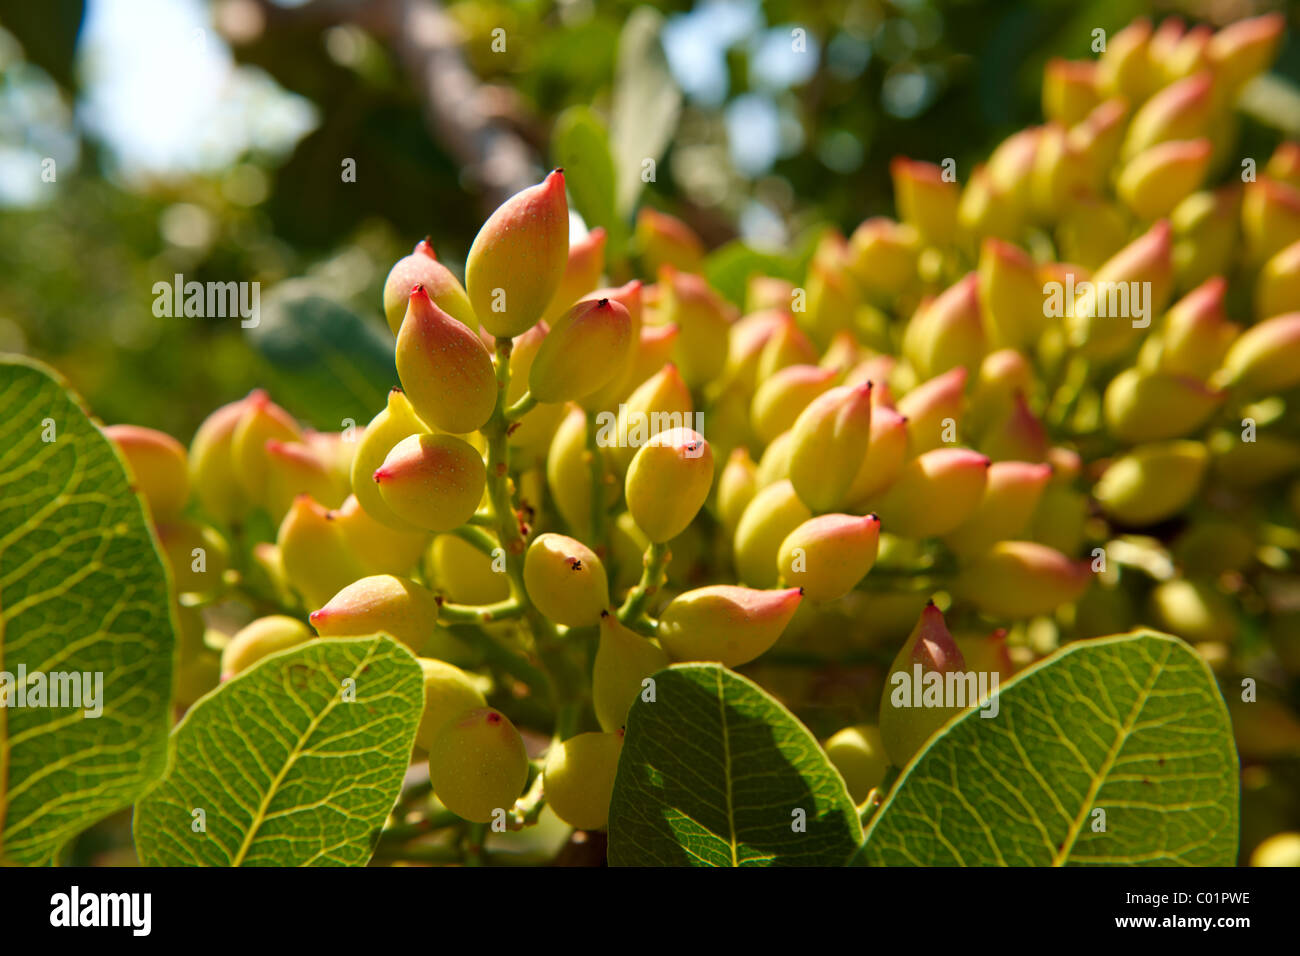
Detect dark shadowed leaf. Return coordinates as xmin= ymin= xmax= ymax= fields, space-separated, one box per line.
xmin=247 ymin=284 xmax=396 ymax=431
xmin=608 ymin=663 xmax=861 ymax=866
xmin=609 ymin=8 xmax=682 ymax=216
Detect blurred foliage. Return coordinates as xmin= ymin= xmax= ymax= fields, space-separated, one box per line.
xmin=0 ymin=0 xmax=1296 ymax=438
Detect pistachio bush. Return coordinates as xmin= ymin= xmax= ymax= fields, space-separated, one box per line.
xmin=4 ymin=12 xmax=1299 ymax=868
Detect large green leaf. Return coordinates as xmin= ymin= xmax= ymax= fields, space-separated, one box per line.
xmin=247 ymin=283 xmax=397 ymax=431
xmin=853 ymin=631 xmax=1239 ymax=866
xmin=608 ymin=663 xmax=862 ymax=866
xmin=609 ymin=7 xmax=682 ymax=215
xmin=0 ymin=355 xmax=175 ymax=865
xmin=133 ymin=635 xmax=423 ymax=866
xmin=552 ymin=106 xmax=625 ymax=262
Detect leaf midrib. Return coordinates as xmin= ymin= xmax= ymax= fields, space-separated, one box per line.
xmin=715 ymin=667 xmax=738 ymax=867
xmin=856 ymin=632 xmax=1234 ymax=867
xmin=1050 ymin=642 xmax=1172 ymax=866
xmin=230 ymin=641 xmax=380 ymax=866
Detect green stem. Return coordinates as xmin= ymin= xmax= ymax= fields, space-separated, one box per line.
xmin=622 ymin=615 xmax=659 ymax=638
xmin=618 ymin=541 xmax=670 ymax=624
xmin=463 ymin=822 xmax=488 ymax=866
xmin=437 ymin=598 xmax=524 ymax=624
xmin=504 ymin=391 xmax=538 ymax=421
xmin=507 ymin=769 xmax=548 ymax=830
xmin=551 ymin=696 xmax=583 ymax=740
xmin=485 ymin=337 xmax=585 ymax=731
xmin=485 ymin=339 xmax=527 ymax=579
xmin=448 ymin=523 xmax=501 ymax=558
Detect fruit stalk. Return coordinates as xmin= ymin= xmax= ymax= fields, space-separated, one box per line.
xmin=436 ymin=598 xmax=525 ymax=624
xmin=617 ymin=540 xmax=671 ymax=630
xmin=462 ymin=822 xmax=488 ymax=866
xmin=482 ymin=336 xmax=584 ymax=736
xmin=504 ymin=391 xmax=537 ymax=421
xmin=506 ymin=771 xmax=548 ymax=830
xmin=448 ymin=523 xmax=502 ymax=559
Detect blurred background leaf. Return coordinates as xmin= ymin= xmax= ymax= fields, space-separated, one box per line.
xmin=3 ymin=0 xmax=1295 ymax=447
xmin=248 ymin=283 xmax=397 ymax=431
xmin=610 ymin=6 xmax=683 ymax=215
xmin=552 ymin=105 xmax=624 ymax=261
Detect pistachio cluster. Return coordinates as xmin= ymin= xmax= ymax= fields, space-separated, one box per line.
xmin=102 ymin=12 xmax=1300 ymax=857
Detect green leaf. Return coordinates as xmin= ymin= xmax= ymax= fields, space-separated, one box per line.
xmin=853 ymin=631 xmax=1239 ymax=866
xmin=133 ymin=635 xmax=423 ymax=867
xmin=552 ymin=106 xmax=625 ymax=262
xmin=704 ymin=241 xmax=803 ymax=307
xmin=609 ymin=8 xmax=682 ymax=216
xmin=0 ymin=355 xmax=175 ymax=865
xmin=247 ymin=284 xmax=397 ymax=431
xmin=703 ymin=225 xmax=833 ymax=307
xmin=608 ymin=663 xmax=862 ymax=866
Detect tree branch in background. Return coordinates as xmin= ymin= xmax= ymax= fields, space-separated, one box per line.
xmin=391 ymin=0 xmax=537 ymax=205
xmin=223 ymin=0 xmax=537 ymax=211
